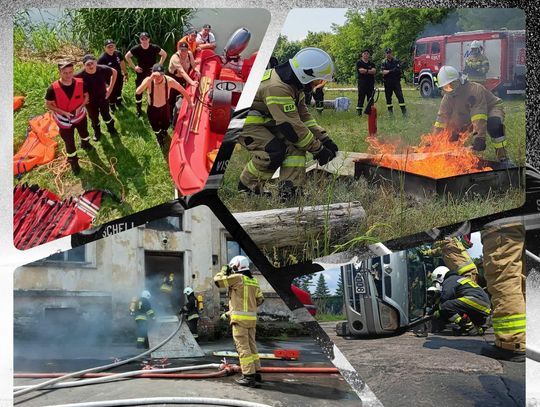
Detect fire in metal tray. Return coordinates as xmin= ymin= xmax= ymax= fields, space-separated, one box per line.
xmin=366 ymin=130 xmax=493 ymax=179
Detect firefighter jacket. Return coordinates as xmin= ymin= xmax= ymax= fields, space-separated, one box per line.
xmin=160 ymin=274 xmax=174 ymax=294
xmin=441 ymin=271 xmax=491 ymax=315
xmin=214 ymin=270 xmax=264 ymax=328
xmin=434 ymin=81 xmax=503 ymax=139
xmin=246 ymin=67 xmax=329 ymax=154
xmin=133 ymin=297 xmax=156 ymax=321
xmin=182 ymin=293 xmax=200 ymax=321
xmin=464 ymin=54 xmax=490 ymax=81
xmin=381 ymin=58 xmax=403 ymax=83
xmin=51 ymin=78 xmax=87 ymax=129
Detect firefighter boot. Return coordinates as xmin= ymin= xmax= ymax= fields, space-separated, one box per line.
xmin=81 ymin=138 xmax=94 ymax=151
xmin=157 ymin=130 xmax=168 ymax=148
xmin=68 ymin=157 xmax=81 ymax=176
xmin=92 ymin=125 xmax=102 ymax=142
xmin=356 ymin=107 xmax=362 ymax=116
xmin=106 ymin=120 xmax=118 ymax=136
xmin=400 ymin=105 xmax=407 ymax=117
xmin=238 ymin=181 xmax=271 ymax=198
xmin=254 ymin=372 xmax=263 ymax=383
xmin=278 ymin=180 xmax=300 ymax=202
xmin=496 ymin=147 xmax=514 ymax=168
xmin=480 ymin=344 xmax=525 ymax=363
xmin=236 ymin=374 xmax=259 ymax=388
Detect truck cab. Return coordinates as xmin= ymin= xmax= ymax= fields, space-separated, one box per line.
xmin=336 ymin=249 xmax=427 ymax=337
xmin=413 ymin=37 xmax=444 ymax=98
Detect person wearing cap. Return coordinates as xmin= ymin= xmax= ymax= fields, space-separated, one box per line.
xmin=381 ymin=48 xmax=407 ymax=116
xmin=177 ymin=29 xmax=200 ymax=55
xmin=45 ymin=61 xmax=91 ymax=175
xmin=196 ymin=24 xmax=216 ymax=50
xmin=167 ymin=41 xmax=199 ymax=123
xmin=355 ymin=49 xmax=376 ymax=115
xmin=136 ymin=63 xmax=194 ymax=148
xmin=75 ymin=54 xmax=118 ymax=141
xmin=125 ymin=32 xmax=167 ymax=117
xmin=98 ymin=39 xmax=128 ymax=111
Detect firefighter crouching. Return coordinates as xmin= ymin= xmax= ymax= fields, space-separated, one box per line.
xmin=237 ymin=47 xmax=339 ymax=201
xmin=433 ymin=65 xmax=510 ymax=166
xmin=180 ymin=286 xmax=200 ymax=340
xmin=130 ymin=290 xmax=156 ymax=348
xmin=214 ymin=256 xmax=264 ymax=387
xmin=421 ymin=235 xmax=479 ymax=283
xmin=431 ymin=266 xmax=491 ymax=336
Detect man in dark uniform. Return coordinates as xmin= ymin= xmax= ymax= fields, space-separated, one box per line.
xmin=356 ymin=49 xmax=376 ymax=116
xmin=125 ymin=32 xmax=167 ymax=117
xmin=45 ymin=61 xmax=91 ymax=175
xmin=98 ymin=39 xmax=129 ymax=111
xmin=381 ymin=48 xmax=406 ymax=116
xmin=180 ymin=287 xmax=200 ymax=340
xmin=76 ymin=54 xmax=118 ymax=141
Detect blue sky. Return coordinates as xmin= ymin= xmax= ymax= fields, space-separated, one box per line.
xmin=281 ymin=8 xmax=348 ymax=41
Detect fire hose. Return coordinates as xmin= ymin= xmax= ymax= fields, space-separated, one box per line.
xmin=42 ymin=397 xmax=273 ymax=407
xmin=13 ymin=315 xmax=186 ymax=397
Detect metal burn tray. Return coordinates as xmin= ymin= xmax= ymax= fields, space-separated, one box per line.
xmin=354 ymin=159 xmax=524 ymax=199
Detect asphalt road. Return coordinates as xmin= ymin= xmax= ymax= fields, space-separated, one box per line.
xmin=320 ymin=321 xmax=525 ymax=407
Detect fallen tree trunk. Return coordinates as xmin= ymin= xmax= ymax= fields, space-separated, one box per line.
xmin=231 ymin=202 xmax=366 ymax=249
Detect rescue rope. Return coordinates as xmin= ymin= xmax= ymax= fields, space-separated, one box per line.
xmin=13 ymin=316 xmax=185 ymax=397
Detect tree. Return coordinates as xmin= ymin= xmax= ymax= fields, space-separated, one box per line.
xmin=314 ymin=273 xmax=331 ymax=298
xmin=272 ymin=34 xmax=302 ymax=64
xmin=457 ymin=8 xmax=525 ymax=31
xmin=334 ymin=272 xmax=345 ymax=314
xmin=294 ymin=274 xmax=313 ymax=294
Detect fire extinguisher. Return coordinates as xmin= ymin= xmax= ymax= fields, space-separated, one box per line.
xmin=197 ymin=294 xmax=204 ymax=312
xmin=129 ymin=297 xmax=138 ymax=316
xmin=366 ymin=88 xmax=379 ymax=137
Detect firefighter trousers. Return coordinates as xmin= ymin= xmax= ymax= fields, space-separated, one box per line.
xmin=59 ymin=116 xmax=91 ymax=164
xmin=135 ymin=319 xmax=149 ymax=348
xmin=383 ymin=81 xmax=406 ymax=113
xmin=481 ymin=222 xmax=526 ymax=351
xmin=357 ymin=84 xmax=375 ymax=112
xmin=86 ymin=98 xmax=114 ymax=133
xmin=441 ymin=238 xmax=479 ymax=283
xmin=109 ymin=74 xmax=124 ymax=107
xmin=232 ymin=323 xmax=261 ymax=375
xmin=239 ymin=124 xmax=306 ymax=190
xmin=187 ymin=315 xmax=199 ymax=339
xmin=440 ymin=297 xmax=490 ymax=327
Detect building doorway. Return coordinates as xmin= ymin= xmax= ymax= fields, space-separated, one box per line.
xmin=144 ymin=251 xmax=184 ymax=315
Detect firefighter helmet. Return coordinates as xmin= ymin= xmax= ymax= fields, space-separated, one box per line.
xmin=141 ymin=290 xmax=151 ymax=299
xmin=437 ymin=66 xmax=461 ymax=88
xmin=289 ymin=47 xmax=335 ymax=84
xmin=184 ymin=287 xmax=194 ymax=296
xmin=229 ymin=255 xmax=250 ymax=272
xmin=432 ymin=266 xmax=450 ymax=284
xmin=470 ymin=40 xmax=482 ymax=49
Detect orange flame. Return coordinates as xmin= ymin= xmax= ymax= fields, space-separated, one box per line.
xmin=366 ymin=130 xmax=492 ymax=179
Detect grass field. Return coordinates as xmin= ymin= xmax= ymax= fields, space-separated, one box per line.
xmin=14 ymin=57 xmax=175 ymax=225
xmin=219 ymin=86 xmax=526 ymax=263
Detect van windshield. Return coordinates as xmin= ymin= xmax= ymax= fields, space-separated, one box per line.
xmin=406 ymin=249 xmax=426 ymax=322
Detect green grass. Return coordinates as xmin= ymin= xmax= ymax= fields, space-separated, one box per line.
xmin=219 ymin=87 xmax=526 ymax=263
xmin=14 ymin=58 xmax=175 ymax=225
xmin=315 ymin=313 xmax=346 ymax=322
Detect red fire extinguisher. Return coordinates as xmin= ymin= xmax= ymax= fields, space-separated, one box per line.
xmin=365 ymin=88 xmax=379 ymax=137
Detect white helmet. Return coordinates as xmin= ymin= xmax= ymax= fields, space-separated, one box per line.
xmin=289 ymin=47 xmax=334 ymax=84
xmin=470 ymin=40 xmax=482 ymax=49
xmin=431 ymin=266 xmax=450 ymax=284
xmin=427 ymin=285 xmax=441 ymax=294
xmin=141 ymin=290 xmax=151 ymax=299
xmin=437 ymin=66 xmax=462 ymax=88
xmin=229 ymin=255 xmax=250 ymax=272
xmin=183 ymin=287 xmax=194 ymax=296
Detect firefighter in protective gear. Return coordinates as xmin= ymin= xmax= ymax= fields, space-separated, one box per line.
xmin=421 ymin=234 xmax=479 ymax=283
xmin=238 ymin=47 xmax=339 ymax=201
xmin=381 ymin=48 xmax=406 ymax=116
xmin=159 ymin=272 xmax=175 ymax=312
xmin=132 ymin=290 xmax=156 ymax=348
xmin=480 ymin=221 xmax=526 ymax=362
xmin=214 ymin=256 xmax=264 ymax=387
xmin=433 ymin=65 xmax=510 ymax=164
xmin=180 ymin=287 xmax=200 ymax=339
xmin=432 ymin=266 xmax=491 ymax=336
xmin=464 ymin=40 xmax=490 ymax=84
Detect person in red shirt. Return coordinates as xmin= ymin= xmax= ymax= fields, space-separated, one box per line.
xmin=177 ymin=29 xmax=199 ymax=55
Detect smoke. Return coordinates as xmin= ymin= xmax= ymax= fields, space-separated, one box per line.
xmin=417 ymin=11 xmax=460 ymax=40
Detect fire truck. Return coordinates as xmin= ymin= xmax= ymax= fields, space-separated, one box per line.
xmin=412 ymin=30 xmax=525 ymax=98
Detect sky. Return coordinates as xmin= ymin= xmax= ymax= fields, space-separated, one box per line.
xmin=281 ymin=8 xmax=348 ymax=42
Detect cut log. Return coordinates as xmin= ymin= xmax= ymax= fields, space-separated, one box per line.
xmin=232 ymin=202 xmax=366 ymax=249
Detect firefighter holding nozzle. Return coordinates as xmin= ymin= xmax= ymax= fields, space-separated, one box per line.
xmin=432 ymin=65 xmax=511 ymax=166
xmin=237 ymin=48 xmax=339 ymax=201
xmin=214 ymin=256 xmax=264 ymax=388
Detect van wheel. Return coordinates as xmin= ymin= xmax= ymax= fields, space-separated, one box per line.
xmin=419 ymin=77 xmax=434 ymax=98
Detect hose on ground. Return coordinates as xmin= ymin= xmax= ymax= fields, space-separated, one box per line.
xmin=527 ymin=345 xmax=540 ymax=362
xmin=526 ymin=250 xmax=540 ymax=264
xmin=14 ymin=363 xmax=236 ymax=391
xmin=43 ymin=397 xmax=272 ymax=407
xmin=14 ymin=315 xmax=186 ymax=397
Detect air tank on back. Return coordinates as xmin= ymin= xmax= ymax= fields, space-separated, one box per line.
xmin=223 ymin=28 xmax=251 ymax=60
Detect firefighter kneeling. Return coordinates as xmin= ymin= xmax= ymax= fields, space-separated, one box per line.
xmin=238 ymin=47 xmax=339 ymax=201
xmin=214 ymin=256 xmax=264 ymax=387
xmin=431 ymin=266 xmax=491 ymax=336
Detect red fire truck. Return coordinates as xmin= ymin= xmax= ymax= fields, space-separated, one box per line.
xmin=412 ymin=30 xmax=525 ymax=98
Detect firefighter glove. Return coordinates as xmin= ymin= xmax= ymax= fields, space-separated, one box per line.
xmin=220 ymin=313 xmax=229 ymax=321
xmin=322 ymin=138 xmax=339 ymax=154
xmin=433 ymin=310 xmax=441 ymax=319
xmin=313 ymin=146 xmax=336 ymax=166
xmin=472 ymin=136 xmax=486 ymax=152
xmin=221 ymin=265 xmax=232 ymax=275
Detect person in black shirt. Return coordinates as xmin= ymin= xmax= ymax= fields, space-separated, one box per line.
xmin=45 ymin=61 xmax=91 ymax=175
xmin=76 ymin=54 xmax=118 ymax=140
xmin=355 ymin=49 xmax=376 ymax=115
xmin=381 ymin=48 xmax=406 ymax=116
xmin=125 ymin=32 xmax=167 ymax=117
xmin=98 ymin=39 xmax=128 ymax=111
